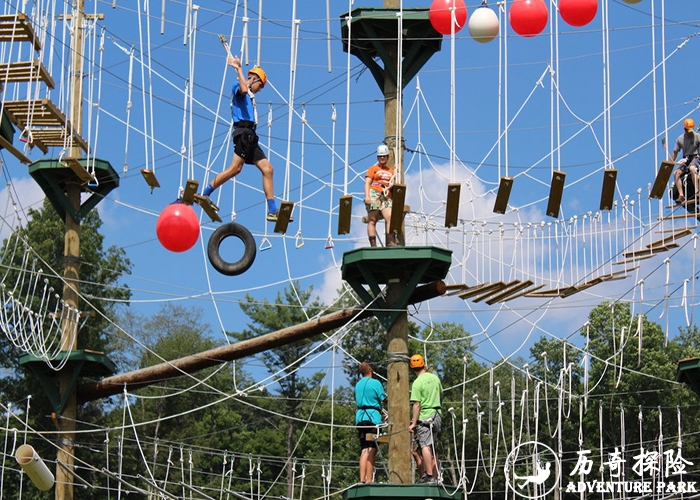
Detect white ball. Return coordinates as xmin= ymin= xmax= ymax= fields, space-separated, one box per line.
xmin=468 ymin=5 xmax=499 ymax=44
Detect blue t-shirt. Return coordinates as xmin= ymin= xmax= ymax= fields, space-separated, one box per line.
xmin=231 ymin=81 xmax=255 ymax=123
xmin=355 ymin=376 xmax=386 ymax=425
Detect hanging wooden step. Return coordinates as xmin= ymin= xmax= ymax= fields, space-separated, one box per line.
xmin=645 ymin=228 xmax=692 ymax=249
xmin=0 ymin=14 xmax=41 ymax=51
xmin=458 ymin=282 xmax=504 ymax=301
xmin=649 ymin=160 xmax=676 ymax=199
xmin=2 ymin=98 xmax=88 ymax=153
xmin=0 ymin=60 xmax=55 ymax=88
xmin=472 ymin=280 xmax=518 ymax=303
xmin=501 ymin=284 xmax=545 ymax=303
xmin=559 ymin=271 xmax=628 ymax=298
xmin=623 ymin=244 xmax=678 ymax=259
xmin=486 ymin=280 xmax=535 ymax=305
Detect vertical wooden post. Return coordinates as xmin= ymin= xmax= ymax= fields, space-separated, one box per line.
xmin=385 ymin=278 xmax=411 ymax=484
xmin=56 ymin=2 xmax=84 ymax=500
xmin=382 ymin=0 xmax=411 ymax=483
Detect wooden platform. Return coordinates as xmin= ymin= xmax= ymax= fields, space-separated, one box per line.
xmin=0 ymin=60 xmax=54 ymax=88
xmin=0 ymin=14 xmax=41 ymax=51
xmin=2 ymin=98 xmax=88 ymax=153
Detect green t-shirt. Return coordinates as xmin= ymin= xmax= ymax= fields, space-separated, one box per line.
xmin=410 ymin=371 xmax=443 ymax=421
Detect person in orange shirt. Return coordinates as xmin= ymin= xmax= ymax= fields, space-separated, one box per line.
xmin=364 ymin=144 xmax=397 ymax=247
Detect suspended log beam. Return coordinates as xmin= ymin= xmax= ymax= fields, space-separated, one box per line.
xmin=77 ymin=280 xmax=446 ymax=403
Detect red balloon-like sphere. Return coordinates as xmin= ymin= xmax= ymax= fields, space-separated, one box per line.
xmin=156 ymin=202 xmax=200 ymax=252
xmin=429 ymin=0 xmax=468 ymax=35
xmin=559 ymin=0 xmax=597 ymax=27
xmin=509 ymin=0 xmax=548 ymax=38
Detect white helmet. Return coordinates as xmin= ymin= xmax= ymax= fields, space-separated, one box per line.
xmin=376 ymin=144 xmax=390 ymax=157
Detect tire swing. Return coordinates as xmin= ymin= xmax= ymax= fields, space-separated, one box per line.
xmin=207 ymin=222 xmax=257 ymax=276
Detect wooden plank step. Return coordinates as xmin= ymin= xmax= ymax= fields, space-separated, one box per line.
xmin=2 ymin=98 xmax=88 ymax=153
xmin=0 ymin=60 xmax=54 ymax=88
xmin=459 ymin=282 xmax=504 ymax=301
xmin=645 ymin=228 xmax=693 ymax=248
xmin=193 ymin=194 xmax=222 ymax=223
xmin=486 ymin=280 xmax=535 ymax=305
xmin=0 ymin=14 xmax=42 ymax=51
xmin=525 ymin=288 xmax=564 ymax=298
xmin=61 ymin=157 xmax=95 ymax=184
xmin=273 ymin=200 xmax=295 ymax=234
xmin=623 ymin=244 xmax=678 ymax=259
xmin=502 ymin=284 xmax=545 ymax=303
xmin=181 ymin=179 xmax=198 ymax=205
xmin=140 ymin=169 xmax=160 ymax=190
xmin=472 ymin=280 xmax=518 ymax=303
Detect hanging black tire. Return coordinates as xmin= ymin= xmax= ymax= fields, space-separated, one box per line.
xmin=207 ymin=222 xmax=256 ymax=276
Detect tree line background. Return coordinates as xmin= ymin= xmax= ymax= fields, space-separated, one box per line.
xmin=2 ymin=200 xmax=700 ymax=499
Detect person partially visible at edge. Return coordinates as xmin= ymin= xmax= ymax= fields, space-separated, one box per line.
xmin=671 ymin=117 xmax=700 ymax=205
xmin=355 ymin=361 xmax=387 ymax=484
xmin=408 ymin=354 xmax=443 ymax=484
xmin=200 ymin=55 xmax=279 ymax=221
xmin=364 ymin=144 xmax=397 ymax=247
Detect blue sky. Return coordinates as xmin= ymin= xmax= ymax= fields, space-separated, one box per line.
xmin=5 ymin=0 xmax=700 ymax=386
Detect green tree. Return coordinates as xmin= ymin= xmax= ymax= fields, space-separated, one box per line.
xmin=0 ymin=198 xmax=132 ymax=500
xmin=229 ymin=282 xmax=325 ymax=498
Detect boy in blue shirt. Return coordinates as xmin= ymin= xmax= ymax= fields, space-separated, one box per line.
xmin=355 ymin=362 xmax=387 ymax=483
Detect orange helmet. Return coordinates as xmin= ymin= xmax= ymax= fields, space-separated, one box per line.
xmin=410 ymin=354 xmax=425 ymax=369
xmin=684 ymin=118 xmax=695 ymax=130
xmin=248 ymin=67 xmax=267 ymax=88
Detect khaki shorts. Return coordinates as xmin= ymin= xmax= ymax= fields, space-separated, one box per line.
xmin=366 ymin=189 xmax=392 ymax=212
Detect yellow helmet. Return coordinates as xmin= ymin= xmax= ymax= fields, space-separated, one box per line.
xmin=410 ymin=354 xmax=425 ymax=369
xmin=248 ymin=67 xmax=267 ymax=87
xmin=685 ymin=118 xmax=695 ymax=130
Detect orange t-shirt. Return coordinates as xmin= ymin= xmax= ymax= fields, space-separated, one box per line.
xmin=366 ymin=164 xmax=394 ymax=194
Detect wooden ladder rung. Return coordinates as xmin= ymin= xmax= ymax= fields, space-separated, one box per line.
xmin=0 ymin=14 xmax=42 ymax=51
xmin=623 ymin=244 xmax=678 ymax=258
xmin=366 ymin=433 xmax=390 ymax=444
xmin=645 ymin=228 xmax=692 ymax=248
xmin=472 ymin=281 xmax=517 ymax=303
xmin=486 ymin=280 xmax=534 ymax=305
xmin=0 ymin=60 xmax=54 ymax=88
xmin=0 ymin=132 xmax=31 ymax=164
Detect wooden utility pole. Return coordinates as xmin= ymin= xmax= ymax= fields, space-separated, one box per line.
xmin=56 ymin=1 xmax=84 ymax=500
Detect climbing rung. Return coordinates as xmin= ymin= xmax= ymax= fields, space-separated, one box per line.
xmin=140 ymin=169 xmax=161 ymax=189
xmin=472 ymin=281 xmax=516 ymax=303
xmin=444 ymin=183 xmax=460 ymax=228
xmin=182 ymin=179 xmax=199 ymax=205
xmin=485 ymin=280 xmax=534 ymax=305
xmin=546 ymin=170 xmax=566 ymax=218
xmin=599 ymin=169 xmax=617 ymax=210
xmin=0 ymin=132 xmax=31 ymax=164
xmin=273 ymin=201 xmax=295 ymax=234
xmin=623 ymin=244 xmax=678 ymax=258
xmin=649 ymin=160 xmax=675 ymax=199
xmin=493 ymin=176 xmax=513 ymax=214
xmin=337 ymin=194 xmax=352 ymax=235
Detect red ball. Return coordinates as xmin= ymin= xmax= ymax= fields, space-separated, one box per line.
xmin=559 ymin=0 xmax=597 ymax=27
xmin=156 ymin=202 xmax=200 ymax=252
xmin=509 ymin=0 xmax=549 ymax=38
xmin=429 ymin=0 xmax=468 ymax=36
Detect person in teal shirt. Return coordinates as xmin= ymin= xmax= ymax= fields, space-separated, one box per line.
xmin=355 ymin=362 xmax=387 ymax=483
xmin=408 ymin=354 xmax=443 ymax=484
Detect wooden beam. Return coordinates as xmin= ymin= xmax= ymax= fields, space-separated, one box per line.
xmin=77 ymin=280 xmax=447 ymax=403
xmin=273 ymin=200 xmax=295 ymax=234
xmin=388 ymin=184 xmax=406 ymax=238
xmin=0 ymin=133 xmax=31 ymax=164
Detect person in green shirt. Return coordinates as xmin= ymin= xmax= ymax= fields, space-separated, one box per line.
xmin=408 ymin=354 xmax=443 ymax=484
